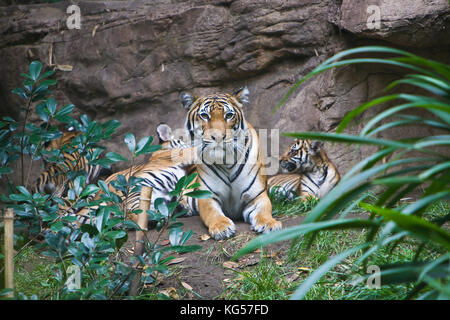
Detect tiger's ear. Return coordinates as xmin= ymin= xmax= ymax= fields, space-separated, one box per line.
xmin=156 ymin=123 xmax=174 ymax=142
xmin=180 ymin=92 xmax=195 ymax=110
xmin=234 ymin=86 xmax=250 ymax=105
xmin=310 ymin=141 xmax=324 ymax=154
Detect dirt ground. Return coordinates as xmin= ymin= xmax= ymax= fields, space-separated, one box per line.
xmin=125 ymin=214 xmax=306 ymax=299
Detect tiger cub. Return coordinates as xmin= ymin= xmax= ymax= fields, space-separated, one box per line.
xmin=268 ymin=139 xmax=340 ymax=199
xmin=32 ymin=130 xmax=103 ymax=197
xmin=181 ymin=87 xmax=282 ymax=240
xmin=31 ymin=129 xmax=111 ymax=226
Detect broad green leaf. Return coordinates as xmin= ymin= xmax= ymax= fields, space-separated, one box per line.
xmin=0 ymin=166 xmax=12 ymax=175
xmin=12 ymin=87 xmax=29 ymax=99
xmin=124 ymin=133 xmax=136 ymax=154
xmin=169 ymin=227 xmax=183 ymax=246
xmin=29 ymin=61 xmax=42 ymax=81
xmin=360 ymin=203 xmax=450 ymax=250
xmin=337 ymin=94 xmax=399 ymax=133
xmin=105 ymin=230 xmax=127 ymax=239
xmin=283 ymin=132 xmax=413 ymax=149
xmin=80 ymin=184 xmax=100 ymax=198
xmin=184 ymin=190 xmax=212 ymax=199
xmin=54 ymin=104 xmax=75 ymax=122
xmin=105 ymin=151 xmax=128 ymax=163
xmin=37 ymin=70 xmax=55 ymax=81
xmin=46 ymin=98 xmax=57 ymax=115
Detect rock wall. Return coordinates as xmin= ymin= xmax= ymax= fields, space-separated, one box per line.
xmin=1 ymin=0 xmax=449 ymax=177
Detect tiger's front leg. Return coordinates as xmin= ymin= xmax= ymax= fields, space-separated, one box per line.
xmin=243 ymin=192 xmax=282 ymax=234
xmin=198 ymin=198 xmax=236 ymax=240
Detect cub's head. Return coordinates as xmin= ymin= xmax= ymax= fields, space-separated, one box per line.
xmin=156 ymin=123 xmax=189 ymax=150
xmin=279 ymin=139 xmax=324 ymax=173
xmin=44 ymin=128 xmax=78 ymax=151
xmin=180 ymin=87 xmax=250 ymax=163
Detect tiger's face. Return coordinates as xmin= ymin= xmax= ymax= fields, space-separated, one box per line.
xmin=181 ymin=88 xmax=250 ymax=164
xmin=44 ymin=130 xmax=78 ymax=151
xmin=279 ymin=139 xmax=324 ymax=173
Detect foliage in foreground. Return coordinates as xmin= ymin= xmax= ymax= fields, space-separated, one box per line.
xmin=235 ymin=46 xmax=450 ymax=300
xmin=0 ymin=61 xmax=209 ymax=299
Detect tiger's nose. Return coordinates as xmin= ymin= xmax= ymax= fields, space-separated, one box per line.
xmin=211 ymin=133 xmax=226 ymax=142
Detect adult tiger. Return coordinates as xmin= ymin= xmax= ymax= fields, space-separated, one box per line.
xmin=268 ymin=139 xmax=340 ymax=199
xmin=181 ymin=87 xmax=282 ymax=240
xmin=77 ymin=123 xmax=198 ymax=224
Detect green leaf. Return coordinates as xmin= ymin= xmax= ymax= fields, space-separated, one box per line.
xmin=12 ymin=88 xmax=29 ymax=100
xmin=73 ymin=175 xmax=85 ymax=196
xmin=183 ymin=173 xmax=198 ymax=189
xmin=360 ymin=203 xmax=450 ymax=250
xmin=155 ymin=198 xmax=169 ymax=217
xmin=170 ymin=244 xmax=202 ymax=254
xmin=169 ymin=227 xmax=183 ymax=246
xmin=50 ymin=221 xmax=64 ymax=232
xmin=80 ymin=184 xmax=100 ymax=198
xmin=61 ymin=215 xmax=77 ymax=223
xmin=124 ymin=133 xmax=136 ymax=154
xmin=16 ymin=186 xmax=31 ymax=198
xmin=283 ymin=132 xmax=413 ymax=149
xmin=37 ymin=70 xmax=55 ymax=81
xmin=54 ymin=104 xmax=75 ymax=122
xmin=135 ymin=136 xmax=155 ymax=156
xmin=105 ymin=230 xmax=127 ymax=240
xmin=105 ymin=151 xmax=128 ymax=163
xmin=35 ymin=102 xmax=50 ymax=122
xmin=80 ymin=224 xmax=99 ymax=237
xmin=0 ymin=166 xmax=12 ymax=175
xmin=336 ymin=94 xmax=399 ymax=133
xmin=29 ymin=61 xmax=42 ymax=81
xmin=96 ymin=207 xmax=110 ymax=233
xmin=184 ymin=190 xmax=212 ymax=199
xmin=20 ymin=72 xmax=33 ymax=80
xmin=46 ymin=98 xmax=57 ymax=115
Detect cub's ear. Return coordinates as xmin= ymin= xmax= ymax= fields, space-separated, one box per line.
xmin=234 ymin=86 xmax=250 ymax=105
xmin=156 ymin=123 xmax=174 ymax=143
xmin=180 ymin=92 xmax=195 ymax=110
xmin=310 ymin=140 xmax=324 ymax=154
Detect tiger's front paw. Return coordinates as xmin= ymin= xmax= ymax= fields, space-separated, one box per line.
xmin=208 ymin=216 xmax=236 ymax=240
xmin=252 ymin=217 xmax=282 ymax=234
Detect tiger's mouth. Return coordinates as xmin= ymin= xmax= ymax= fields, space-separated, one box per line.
xmin=280 ymin=159 xmax=297 ymax=173
xmin=199 ymin=134 xmax=248 ymax=165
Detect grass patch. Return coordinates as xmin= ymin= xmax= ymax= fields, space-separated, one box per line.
xmin=222 ymin=198 xmax=449 ymax=300
xmin=14 ymin=247 xmax=60 ymax=299
xmin=270 ymin=190 xmax=318 ymax=217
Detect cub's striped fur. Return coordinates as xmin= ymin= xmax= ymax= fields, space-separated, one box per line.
xmin=268 ymin=139 xmax=340 ymax=199
xmin=181 ymin=87 xmax=281 ymax=240
xmin=31 ymin=130 xmax=110 ymax=226
xmin=32 ymin=130 xmax=105 ymax=198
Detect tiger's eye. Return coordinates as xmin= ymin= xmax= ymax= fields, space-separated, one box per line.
xmin=225 ymin=112 xmax=234 ymax=120
xmin=199 ymin=112 xmax=210 ymax=120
